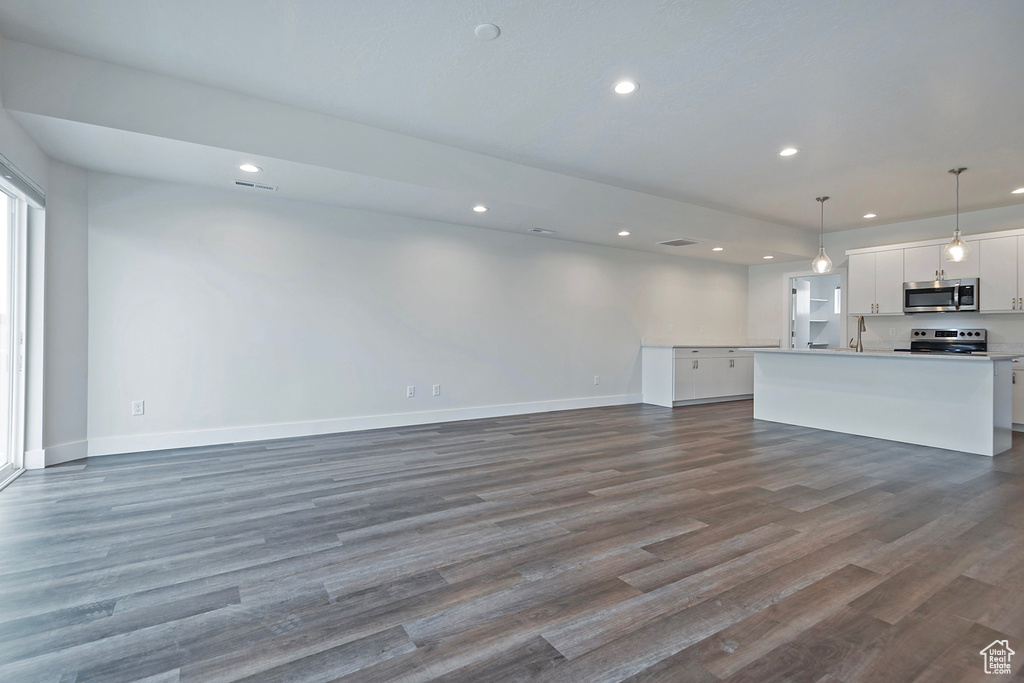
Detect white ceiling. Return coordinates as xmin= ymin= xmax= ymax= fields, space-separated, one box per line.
xmin=1 ymin=0 xmax=1022 ymax=263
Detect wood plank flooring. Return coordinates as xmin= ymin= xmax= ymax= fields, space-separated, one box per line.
xmin=1 ymin=400 xmax=1024 ymax=682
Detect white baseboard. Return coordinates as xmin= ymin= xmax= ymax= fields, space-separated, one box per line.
xmin=25 ymin=440 xmax=89 ymax=469
xmin=87 ymin=393 xmax=643 ymax=457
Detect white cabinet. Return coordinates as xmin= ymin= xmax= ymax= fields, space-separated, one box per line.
xmin=848 ymin=253 xmax=875 ymax=315
xmin=848 ymin=250 xmax=904 ymax=315
xmin=979 ymin=236 xmax=1018 ymax=312
xmin=904 ymin=242 xmax=980 ymax=282
xmin=693 ymin=358 xmax=716 ymax=399
xmin=673 ymin=348 xmax=718 ymax=400
xmin=904 ymin=245 xmax=941 ymax=283
xmin=642 ymin=347 xmax=756 ymax=407
xmin=724 ymin=355 xmax=754 ymax=395
xmin=1013 ymin=365 xmax=1024 ymax=425
xmin=876 ymin=250 xmax=905 ymax=314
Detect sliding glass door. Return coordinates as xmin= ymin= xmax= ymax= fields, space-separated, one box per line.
xmin=0 ymin=189 xmax=25 ymax=489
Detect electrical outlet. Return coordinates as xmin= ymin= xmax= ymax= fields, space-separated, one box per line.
xmin=432 ymin=384 xmax=440 ymax=396
xmin=890 ymin=328 xmax=896 ymax=336
xmin=131 ymin=400 xmax=145 ymax=416
xmin=407 ymin=386 xmax=415 ymax=398
xmin=700 ymin=325 xmax=706 ymax=333
xmin=594 ymin=375 xmax=600 ymax=385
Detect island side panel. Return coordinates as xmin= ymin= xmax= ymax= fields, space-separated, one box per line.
xmin=641 ymin=347 xmax=674 ymax=407
xmin=752 ymin=351 xmax=1000 ymax=456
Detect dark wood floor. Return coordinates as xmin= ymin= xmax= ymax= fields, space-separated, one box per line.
xmin=2 ymin=401 xmax=1023 ymax=682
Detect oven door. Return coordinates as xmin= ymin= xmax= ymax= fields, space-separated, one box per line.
xmin=903 ymin=280 xmax=975 ymax=313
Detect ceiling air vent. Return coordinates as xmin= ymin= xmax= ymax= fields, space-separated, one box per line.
xmin=234 ymin=180 xmax=278 ymax=191
xmin=657 ymin=238 xmax=700 ymax=247
xmin=528 ymin=227 xmax=556 ymax=234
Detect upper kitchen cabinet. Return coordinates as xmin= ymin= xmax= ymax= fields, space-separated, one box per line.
xmin=849 ymin=250 xmax=904 ymax=315
xmin=903 ymin=242 xmax=979 ymax=282
xmin=979 ymin=236 xmax=1020 ymax=312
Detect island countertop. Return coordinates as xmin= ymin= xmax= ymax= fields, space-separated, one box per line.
xmin=744 ymin=348 xmax=1021 ymax=362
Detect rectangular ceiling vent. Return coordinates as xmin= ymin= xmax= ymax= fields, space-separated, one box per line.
xmin=234 ymin=180 xmax=278 ymax=191
xmin=657 ymin=238 xmax=701 ymax=247
xmin=528 ymin=227 xmax=556 ymax=234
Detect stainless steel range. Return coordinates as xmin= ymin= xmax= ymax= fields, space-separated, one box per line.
xmin=897 ymin=328 xmax=987 ymax=355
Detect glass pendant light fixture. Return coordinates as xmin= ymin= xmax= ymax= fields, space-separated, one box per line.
xmin=943 ymin=167 xmax=969 ymax=262
xmin=811 ymin=196 xmax=833 ymax=274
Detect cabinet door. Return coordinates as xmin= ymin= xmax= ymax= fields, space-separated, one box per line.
xmin=980 ymin=236 xmax=1017 ymax=312
xmin=874 ymin=249 xmax=905 ymax=314
xmin=847 ymin=252 xmax=876 ymax=315
xmin=693 ymin=358 xmax=717 ymax=399
xmin=1017 ymin=237 xmax=1024 ymax=311
xmin=904 ymin=245 xmax=941 ymax=283
xmin=1013 ymin=369 xmax=1024 ymax=424
xmin=673 ymin=359 xmax=695 ymax=400
xmin=943 ymin=240 xmax=980 ymax=280
xmin=732 ymin=356 xmax=754 ymax=395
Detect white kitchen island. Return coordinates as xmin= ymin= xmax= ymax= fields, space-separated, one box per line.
xmin=749 ymin=349 xmax=1018 ymax=456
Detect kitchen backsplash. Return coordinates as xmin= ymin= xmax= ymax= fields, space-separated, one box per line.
xmin=853 ymin=311 xmax=1024 ymax=353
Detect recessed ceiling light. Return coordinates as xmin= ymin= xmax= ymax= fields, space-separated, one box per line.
xmin=712 ymin=247 xmax=724 ymax=252
xmin=238 ymin=164 xmax=262 ymax=173
xmin=863 ymin=213 xmax=877 ymax=218
xmin=473 ymin=205 xmax=488 ymax=212
xmin=474 ymin=23 xmax=500 ymax=41
xmin=763 ymin=255 xmax=774 ymax=259
xmin=613 ymin=81 xmax=638 ymax=95
xmin=618 ymin=231 xmax=630 ymax=236
xmin=1013 ymin=188 xmax=1024 ymax=194
xmin=779 ymin=148 xmax=798 ymax=157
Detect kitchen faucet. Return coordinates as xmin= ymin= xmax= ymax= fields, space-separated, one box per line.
xmin=849 ymin=315 xmax=866 ymax=352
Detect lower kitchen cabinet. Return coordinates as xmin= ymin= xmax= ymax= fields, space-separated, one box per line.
xmin=642 ymin=346 xmax=757 ymax=407
xmin=1013 ymin=365 xmax=1024 ymax=426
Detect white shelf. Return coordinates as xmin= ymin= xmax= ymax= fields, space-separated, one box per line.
xmin=810 ymin=298 xmax=828 ymax=302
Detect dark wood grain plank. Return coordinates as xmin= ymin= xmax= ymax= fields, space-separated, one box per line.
xmin=0 ymin=401 xmax=1021 ymax=681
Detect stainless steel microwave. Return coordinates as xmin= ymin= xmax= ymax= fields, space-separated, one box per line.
xmin=903 ymin=278 xmax=979 ymax=313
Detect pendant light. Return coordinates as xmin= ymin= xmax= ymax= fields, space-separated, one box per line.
xmin=943 ymin=167 xmax=969 ymax=262
xmin=811 ymin=196 xmax=833 ymax=274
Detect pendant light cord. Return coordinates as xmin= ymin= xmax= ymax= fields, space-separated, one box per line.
xmin=949 ymin=167 xmax=966 ymax=235
xmin=816 ymin=196 xmax=828 ymax=247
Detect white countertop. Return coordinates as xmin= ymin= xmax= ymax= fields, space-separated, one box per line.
xmin=642 ymin=343 xmax=779 ymax=349
xmin=745 ymin=348 xmax=1021 ymax=361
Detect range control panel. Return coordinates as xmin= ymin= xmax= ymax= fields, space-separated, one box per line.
xmin=910 ymin=328 xmax=986 ymax=340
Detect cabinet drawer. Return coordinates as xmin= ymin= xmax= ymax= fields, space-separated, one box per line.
xmin=713 ymin=348 xmax=751 ymax=358
xmin=673 ymin=347 xmax=714 ymax=358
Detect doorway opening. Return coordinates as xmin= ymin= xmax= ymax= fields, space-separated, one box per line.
xmin=0 ymin=188 xmax=26 ymax=491
xmin=790 ymin=274 xmax=842 ymax=349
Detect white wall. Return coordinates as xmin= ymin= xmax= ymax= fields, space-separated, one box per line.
xmin=87 ymin=174 xmax=749 ymax=454
xmin=2 ymin=34 xmax=91 ymax=468
xmin=750 ymin=203 xmax=1024 ymax=349
xmin=42 ymin=162 xmax=88 ymax=459
xmin=0 ymin=35 xmax=48 ymax=192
